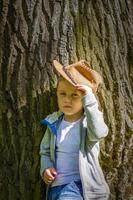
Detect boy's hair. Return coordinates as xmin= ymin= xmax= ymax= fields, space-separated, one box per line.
xmin=57 ymin=76 xmax=66 ymax=89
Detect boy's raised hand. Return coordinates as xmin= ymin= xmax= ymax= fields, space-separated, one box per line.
xmin=43 ymin=167 xmax=57 ymax=185
xmin=75 ymin=84 xmax=93 ymax=96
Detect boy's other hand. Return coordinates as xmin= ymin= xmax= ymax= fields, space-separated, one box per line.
xmin=75 ymin=84 xmax=93 ymax=96
xmin=43 ymin=167 xmax=57 ymax=185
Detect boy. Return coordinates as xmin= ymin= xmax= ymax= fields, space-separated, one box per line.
xmin=40 ymin=60 xmax=110 ymax=200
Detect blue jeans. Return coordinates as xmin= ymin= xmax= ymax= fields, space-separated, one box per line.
xmin=48 ymin=180 xmax=83 ymax=200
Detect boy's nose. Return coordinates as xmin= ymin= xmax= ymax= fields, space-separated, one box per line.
xmin=64 ymin=95 xmax=72 ymax=102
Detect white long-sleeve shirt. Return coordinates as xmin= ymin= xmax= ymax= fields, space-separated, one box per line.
xmin=52 ymin=118 xmax=82 ymax=186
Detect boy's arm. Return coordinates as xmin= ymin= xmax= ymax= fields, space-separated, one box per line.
xmin=76 ymin=85 xmax=108 ymax=142
xmin=82 ymin=91 xmax=108 ymax=141
xmin=39 ymin=127 xmax=54 ymax=177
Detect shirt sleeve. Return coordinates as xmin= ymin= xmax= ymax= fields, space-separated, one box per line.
xmin=82 ymin=92 xmax=108 ymax=141
xmin=39 ymin=127 xmax=54 ymax=177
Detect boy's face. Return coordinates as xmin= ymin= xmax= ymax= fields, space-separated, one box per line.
xmin=57 ymin=79 xmax=83 ymax=118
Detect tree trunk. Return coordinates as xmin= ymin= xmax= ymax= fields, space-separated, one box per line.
xmin=0 ymin=0 xmax=132 ymax=199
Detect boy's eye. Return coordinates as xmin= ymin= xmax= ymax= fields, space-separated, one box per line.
xmin=60 ymin=92 xmax=66 ymax=96
xmin=72 ymin=93 xmax=79 ymax=97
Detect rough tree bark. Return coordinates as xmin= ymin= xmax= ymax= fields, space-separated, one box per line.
xmin=0 ymin=0 xmax=133 ymax=200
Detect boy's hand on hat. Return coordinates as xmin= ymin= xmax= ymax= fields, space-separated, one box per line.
xmin=43 ymin=167 xmax=57 ymax=185
xmin=75 ymin=84 xmax=93 ymax=96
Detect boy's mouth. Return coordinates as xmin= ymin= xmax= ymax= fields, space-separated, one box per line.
xmin=63 ymin=105 xmax=72 ymax=108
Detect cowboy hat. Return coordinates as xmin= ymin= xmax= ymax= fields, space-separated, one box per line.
xmin=53 ymin=60 xmax=103 ymax=93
